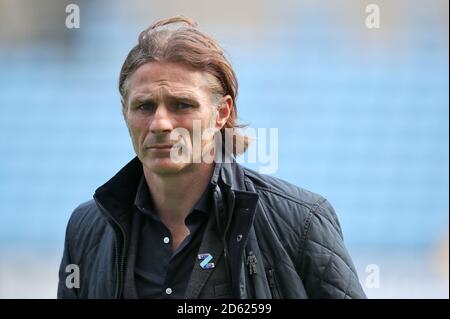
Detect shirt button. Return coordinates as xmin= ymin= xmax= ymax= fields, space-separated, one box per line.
xmin=163 ymin=237 xmax=170 ymax=244
xmin=165 ymin=288 xmax=173 ymax=295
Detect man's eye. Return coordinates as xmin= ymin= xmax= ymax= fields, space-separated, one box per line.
xmin=175 ymin=102 xmax=193 ymax=110
xmin=137 ymin=103 xmax=155 ymax=112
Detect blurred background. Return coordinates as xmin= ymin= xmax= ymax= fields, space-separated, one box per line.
xmin=0 ymin=0 xmax=448 ymax=298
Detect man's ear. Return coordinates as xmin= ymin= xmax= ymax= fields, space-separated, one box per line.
xmin=216 ymin=95 xmax=232 ymax=130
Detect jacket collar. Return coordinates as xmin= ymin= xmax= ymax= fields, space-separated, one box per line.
xmin=93 ymin=157 xmax=252 ymax=221
xmin=93 ymin=157 xmax=143 ymax=239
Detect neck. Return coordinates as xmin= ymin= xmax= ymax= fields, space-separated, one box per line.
xmin=143 ymin=163 xmax=215 ymax=225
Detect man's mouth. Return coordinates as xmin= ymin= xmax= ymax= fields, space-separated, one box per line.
xmin=147 ymin=144 xmax=174 ymax=150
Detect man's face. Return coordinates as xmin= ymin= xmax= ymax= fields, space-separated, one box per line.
xmin=123 ymin=61 xmax=226 ymax=175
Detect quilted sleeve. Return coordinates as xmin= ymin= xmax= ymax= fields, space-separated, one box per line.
xmin=298 ymin=198 xmax=367 ymax=299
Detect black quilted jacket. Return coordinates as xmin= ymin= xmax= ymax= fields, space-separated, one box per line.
xmin=57 ymin=157 xmax=366 ymax=299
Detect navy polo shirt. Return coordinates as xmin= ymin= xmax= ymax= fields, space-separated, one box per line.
xmin=133 ymin=176 xmax=212 ymax=299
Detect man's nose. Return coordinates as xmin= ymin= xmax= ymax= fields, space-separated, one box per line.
xmin=149 ymin=105 xmax=173 ymax=134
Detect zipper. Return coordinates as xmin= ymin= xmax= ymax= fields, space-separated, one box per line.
xmin=213 ymin=184 xmax=234 ymax=297
xmin=266 ymin=268 xmax=281 ymax=299
xmin=94 ymin=196 xmax=128 ymax=299
xmin=222 ymin=224 xmax=233 ymax=298
xmin=246 ymin=250 xmax=257 ymax=275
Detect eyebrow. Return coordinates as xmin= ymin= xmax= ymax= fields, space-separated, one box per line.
xmin=130 ymin=93 xmax=199 ymax=105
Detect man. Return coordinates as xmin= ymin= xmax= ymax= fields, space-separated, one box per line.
xmin=57 ymin=16 xmax=366 ymax=299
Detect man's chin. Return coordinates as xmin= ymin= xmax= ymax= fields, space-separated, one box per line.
xmin=143 ymin=157 xmax=189 ymax=175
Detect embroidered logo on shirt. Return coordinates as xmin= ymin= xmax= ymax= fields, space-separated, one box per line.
xmin=197 ymin=253 xmax=215 ymax=269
